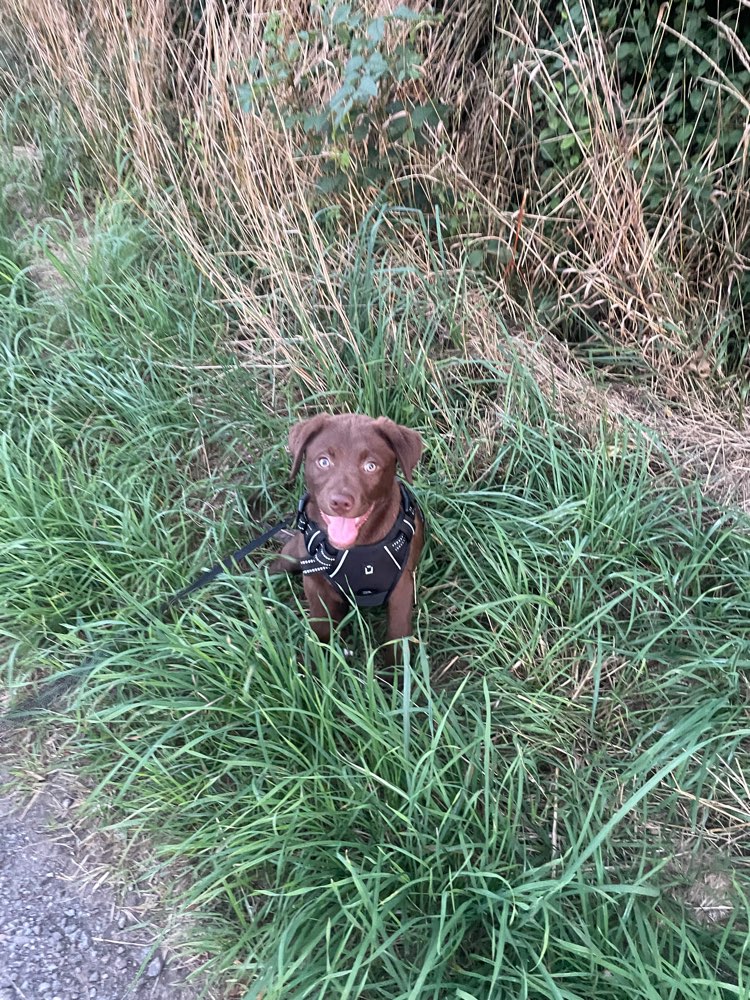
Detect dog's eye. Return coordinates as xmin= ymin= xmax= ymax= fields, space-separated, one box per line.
xmin=317 ymin=456 xmax=331 ymax=469
xmin=363 ymin=461 xmax=378 ymax=473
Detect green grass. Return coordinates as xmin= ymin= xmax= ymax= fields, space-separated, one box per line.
xmin=2 ymin=186 xmax=750 ymax=998
xmin=2 ymin=1 xmax=749 ymax=993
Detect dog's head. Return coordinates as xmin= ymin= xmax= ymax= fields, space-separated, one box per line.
xmin=287 ymin=413 xmax=422 ymax=548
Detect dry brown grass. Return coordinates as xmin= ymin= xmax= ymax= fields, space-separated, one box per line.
xmin=426 ymin=2 xmax=749 ymax=389
xmin=464 ymin=288 xmax=750 ymax=510
xmin=4 ymin=0 xmax=749 ymax=505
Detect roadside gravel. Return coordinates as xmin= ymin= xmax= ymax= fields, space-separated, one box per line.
xmin=0 ymin=758 xmax=211 ymax=1000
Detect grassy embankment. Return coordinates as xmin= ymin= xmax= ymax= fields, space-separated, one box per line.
xmin=1 ymin=2 xmax=749 ymax=997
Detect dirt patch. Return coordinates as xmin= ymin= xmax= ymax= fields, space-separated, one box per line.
xmin=5 ymin=141 xmax=91 ymax=299
xmin=666 ymin=841 xmax=742 ymax=927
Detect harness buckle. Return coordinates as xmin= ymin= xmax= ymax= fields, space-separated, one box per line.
xmin=295 ymin=492 xmax=310 ymax=530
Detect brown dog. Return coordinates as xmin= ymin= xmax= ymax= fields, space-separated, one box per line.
xmin=272 ymin=413 xmax=424 ymax=661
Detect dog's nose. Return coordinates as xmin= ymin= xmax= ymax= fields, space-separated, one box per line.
xmin=329 ymin=493 xmax=354 ymax=514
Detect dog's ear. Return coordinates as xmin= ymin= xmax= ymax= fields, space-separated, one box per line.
xmin=288 ymin=414 xmax=331 ymax=480
xmin=374 ymin=418 xmax=423 ymax=484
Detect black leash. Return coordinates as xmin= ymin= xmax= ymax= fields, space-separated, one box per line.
xmin=2 ymin=513 xmax=295 ymax=727
xmin=159 ymin=514 xmax=293 ymax=614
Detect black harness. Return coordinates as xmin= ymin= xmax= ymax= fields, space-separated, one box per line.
xmin=296 ymin=484 xmax=419 ymax=608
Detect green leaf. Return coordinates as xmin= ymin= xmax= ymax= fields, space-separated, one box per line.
xmin=334 ymin=23 xmax=351 ymax=45
xmin=236 ymin=83 xmax=255 ymax=113
xmin=329 ymin=83 xmax=353 ymax=110
xmin=282 ymin=110 xmax=304 ymax=129
xmin=689 ymin=88 xmax=705 ymax=112
xmin=357 ymin=75 xmax=379 ymax=100
xmin=303 ymin=110 xmax=329 ymax=134
xmin=316 ymin=170 xmax=347 ymax=194
xmin=392 ymin=43 xmax=422 ymax=82
xmin=366 ymin=17 xmax=386 ymax=43
xmin=351 ymin=118 xmax=371 ymax=142
xmin=366 ymin=50 xmax=389 ymax=80
xmin=635 ymin=13 xmax=651 ymax=44
xmin=539 ymin=143 xmax=557 ymax=163
xmin=329 ymin=84 xmax=355 ymax=126
xmin=362 ymin=161 xmax=389 ymax=185
xmin=386 ymin=114 xmax=409 ymax=139
xmin=390 ymin=4 xmax=421 ymax=21
xmin=344 ymin=55 xmax=364 ymax=77
xmin=411 ymin=104 xmax=434 ymax=130
xmin=332 ymin=3 xmax=352 ymax=26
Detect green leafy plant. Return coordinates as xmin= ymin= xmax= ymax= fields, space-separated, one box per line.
xmin=530 ymin=1 xmax=749 ymax=210
xmin=237 ymin=2 xmax=450 ymax=197
xmin=480 ymin=0 xmax=749 ymax=376
xmin=612 ymin=2 xmax=749 ymax=207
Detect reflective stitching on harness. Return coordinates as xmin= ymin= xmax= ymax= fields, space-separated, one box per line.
xmin=328 ymin=550 xmax=349 ymax=579
xmin=384 ymin=546 xmax=400 ymax=570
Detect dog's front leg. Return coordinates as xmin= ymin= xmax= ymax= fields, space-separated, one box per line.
xmin=384 ymin=569 xmax=415 ymax=667
xmin=303 ymin=576 xmax=345 ymax=644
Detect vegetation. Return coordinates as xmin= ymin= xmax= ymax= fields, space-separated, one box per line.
xmin=1 ymin=1 xmax=749 ymax=997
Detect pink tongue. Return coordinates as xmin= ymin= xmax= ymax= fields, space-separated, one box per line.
xmin=326 ymin=516 xmax=361 ymax=547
